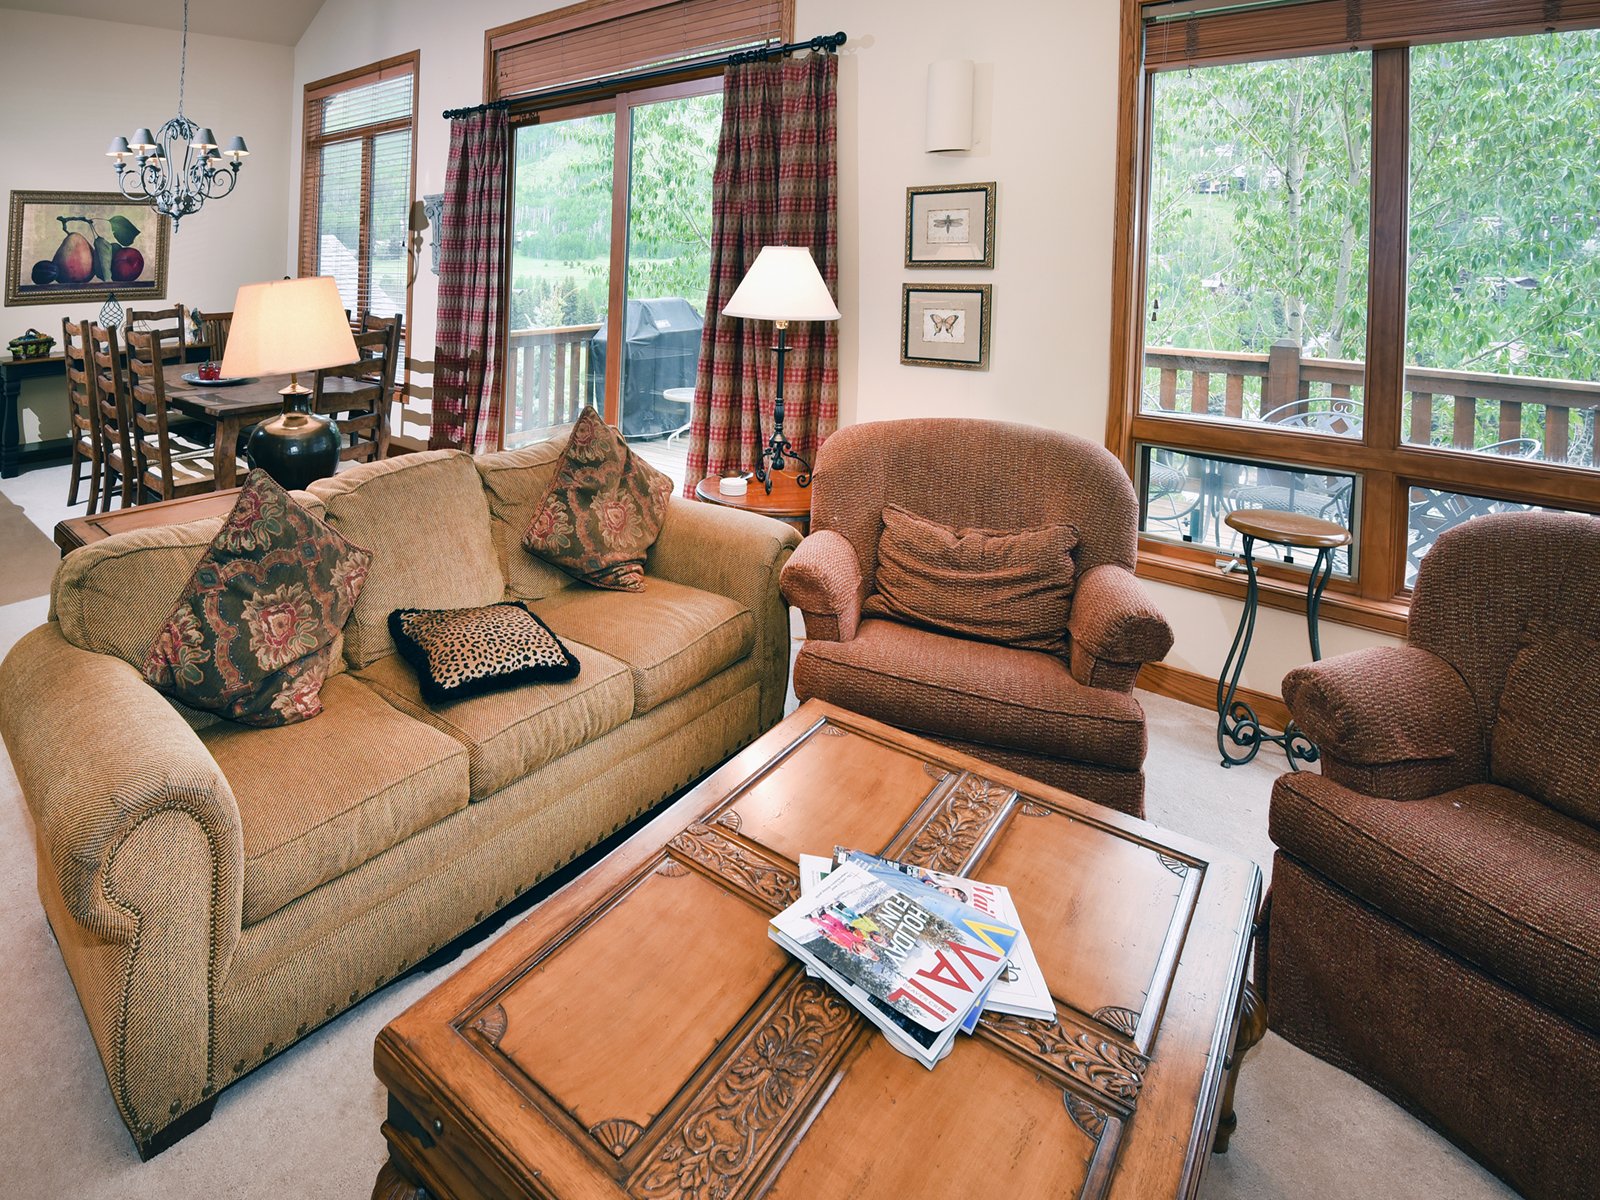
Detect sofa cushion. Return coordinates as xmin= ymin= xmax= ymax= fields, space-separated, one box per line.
xmin=530 ymin=578 xmax=754 ymax=716
xmin=199 ymin=673 xmax=471 ymax=925
xmin=1491 ymin=622 xmax=1600 ymax=829
xmin=51 ymin=485 xmax=328 ymax=667
xmin=142 ymin=470 xmax=372 ymax=727
xmin=307 ymin=450 xmax=503 ymax=668
xmin=1271 ymin=773 xmax=1600 ymax=1035
xmin=522 ymin=405 xmax=673 ymax=592
xmin=793 ymin=618 xmax=1146 ymax=770
xmin=389 ymin=602 xmax=580 ymax=704
xmin=862 ymin=504 xmax=1077 ymax=657
xmin=474 ymin=439 xmax=576 ymax=601
xmin=353 ymin=645 xmax=635 ymax=800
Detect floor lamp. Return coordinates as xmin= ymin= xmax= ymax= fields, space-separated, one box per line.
xmin=721 ymin=246 xmax=840 ymax=494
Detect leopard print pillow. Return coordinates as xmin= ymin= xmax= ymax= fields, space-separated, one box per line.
xmin=388 ymin=602 xmax=580 ymax=705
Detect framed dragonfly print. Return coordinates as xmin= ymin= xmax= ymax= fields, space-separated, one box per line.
xmin=901 ymin=283 xmax=992 ymax=370
xmin=905 ymin=181 xmax=996 ymax=268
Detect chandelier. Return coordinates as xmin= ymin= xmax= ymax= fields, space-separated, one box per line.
xmin=104 ymin=0 xmax=247 ymax=229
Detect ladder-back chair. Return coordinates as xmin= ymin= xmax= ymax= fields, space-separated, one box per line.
xmin=87 ymin=323 xmax=136 ymax=511
xmin=124 ymin=328 xmax=238 ymax=502
xmin=127 ymin=305 xmax=190 ymax=365
xmin=390 ymin=356 xmax=434 ymax=453
xmin=312 ymin=313 xmax=401 ymax=464
xmin=62 ymin=317 xmax=102 ymax=511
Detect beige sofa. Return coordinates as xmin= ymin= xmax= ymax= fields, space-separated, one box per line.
xmin=0 ymin=439 xmax=800 ymax=1158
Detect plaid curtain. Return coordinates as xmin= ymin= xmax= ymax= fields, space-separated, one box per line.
xmin=683 ymin=53 xmax=839 ymax=496
xmin=430 ymin=109 xmax=508 ymax=454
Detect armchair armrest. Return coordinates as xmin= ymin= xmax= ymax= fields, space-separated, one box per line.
xmin=0 ymin=622 xmax=243 ymax=1145
xmin=1066 ymin=564 xmax=1175 ymax=692
xmin=1282 ymin=645 xmax=1486 ymax=800
xmin=646 ymin=498 xmax=801 ymax=731
xmin=779 ymin=530 xmax=863 ymax=643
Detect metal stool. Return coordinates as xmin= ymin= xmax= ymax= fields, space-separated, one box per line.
xmin=1216 ymin=508 xmax=1352 ymax=769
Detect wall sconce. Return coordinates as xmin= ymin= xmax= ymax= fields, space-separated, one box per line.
xmin=926 ymin=60 xmax=974 ymax=152
xmin=407 ymin=199 xmax=429 ymax=287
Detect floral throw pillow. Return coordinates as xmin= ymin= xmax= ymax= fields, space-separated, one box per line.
xmin=522 ymin=404 xmax=673 ymax=592
xmin=142 ymin=469 xmax=373 ymax=726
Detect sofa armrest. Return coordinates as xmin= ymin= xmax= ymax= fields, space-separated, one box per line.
xmin=1065 ymin=564 xmax=1175 ymax=692
xmin=1282 ymin=645 xmax=1486 ymax=800
xmin=646 ymin=498 xmax=802 ymax=732
xmin=0 ymin=621 xmax=244 ymax=1144
xmin=779 ymin=530 xmax=863 ymax=643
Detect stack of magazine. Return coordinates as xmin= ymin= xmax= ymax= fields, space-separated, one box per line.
xmin=768 ymin=848 xmax=1054 ymax=1068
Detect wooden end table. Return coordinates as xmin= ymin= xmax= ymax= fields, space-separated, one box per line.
xmin=694 ymin=470 xmax=811 ymax=536
xmin=54 ymin=487 xmax=243 ymax=556
xmin=1216 ymin=508 xmax=1353 ymax=770
xmin=372 ymin=699 xmax=1265 ymax=1200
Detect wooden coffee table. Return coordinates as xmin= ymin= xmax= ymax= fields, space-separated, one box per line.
xmin=372 ymin=699 xmax=1264 ymax=1200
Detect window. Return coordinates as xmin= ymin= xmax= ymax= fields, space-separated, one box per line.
xmin=1111 ymin=1 xmax=1600 ymax=632
xmin=486 ymin=0 xmax=787 ymax=446
xmin=299 ymin=54 xmax=419 ymax=329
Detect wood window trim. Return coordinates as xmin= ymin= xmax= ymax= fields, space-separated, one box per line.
xmin=298 ymin=51 xmax=421 ymax=349
xmin=1107 ymin=0 xmax=1600 ymax=634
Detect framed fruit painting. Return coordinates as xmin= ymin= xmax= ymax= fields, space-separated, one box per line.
xmin=5 ymin=190 xmax=170 ymax=306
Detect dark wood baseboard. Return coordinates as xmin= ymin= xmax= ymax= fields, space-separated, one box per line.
xmin=1138 ymin=660 xmax=1293 ymax=732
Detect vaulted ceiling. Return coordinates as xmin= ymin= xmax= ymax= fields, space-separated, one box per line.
xmin=0 ymin=0 xmax=325 ymax=46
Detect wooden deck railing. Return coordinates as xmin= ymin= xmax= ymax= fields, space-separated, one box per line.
xmin=506 ymin=322 xmax=602 ymax=445
xmin=1144 ymin=338 xmax=1600 ymax=467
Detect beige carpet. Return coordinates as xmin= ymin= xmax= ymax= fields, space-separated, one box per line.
xmin=0 ymin=598 xmax=1515 ymax=1198
xmin=0 ymin=490 xmax=62 ymax=605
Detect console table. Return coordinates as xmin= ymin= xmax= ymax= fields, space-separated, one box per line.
xmin=54 ymin=488 xmax=241 ymax=555
xmin=1 ymin=354 xmax=68 ymax=478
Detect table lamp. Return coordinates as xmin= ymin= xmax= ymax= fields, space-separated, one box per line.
xmin=220 ymin=277 xmax=359 ymax=490
xmin=721 ymin=245 xmax=840 ymax=494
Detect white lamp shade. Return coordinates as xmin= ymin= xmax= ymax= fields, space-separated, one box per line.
xmin=220 ymin=277 xmax=359 ymax=379
xmin=721 ymin=246 xmax=840 ymax=322
xmin=926 ymin=59 xmax=974 ymax=152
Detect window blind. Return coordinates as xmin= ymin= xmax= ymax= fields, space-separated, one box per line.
xmin=299 ymin=60 xmax=416 ymax=326
xmin=489 ymin=0 xmax=789 ymax=101
xmin=1145 ymin=0 xmax=1600 ymax=69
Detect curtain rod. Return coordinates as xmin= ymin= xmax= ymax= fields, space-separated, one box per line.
xmin=443 ymin=31 xmax=847 ymax=120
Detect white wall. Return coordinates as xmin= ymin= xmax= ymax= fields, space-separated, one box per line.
xmin=0 ymin=10 xmax=291 ymax=443
xmin=288 ymin=0 xmax=1393 ymax=694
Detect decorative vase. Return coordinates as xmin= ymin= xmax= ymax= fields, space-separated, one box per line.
xmin=246 ymin=390 xmax=340 ymax=490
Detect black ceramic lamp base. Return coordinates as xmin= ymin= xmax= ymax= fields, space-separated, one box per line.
xmin=246 ymin=388 xmax=340 ymax=491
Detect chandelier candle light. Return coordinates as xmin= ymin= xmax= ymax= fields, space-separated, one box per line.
xmin=105 ymin=0 xmax=247 ymax=228
xmin=721 ymin=246 xmax=840 ymax=494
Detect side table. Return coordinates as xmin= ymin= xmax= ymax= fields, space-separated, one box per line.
xmin=1217 ymin=508 xmax=1352 ymax=769
xmin=55 ymin=488 xmax=242 ymax=556
xmin=694 ymin=470 xmax=811 ymax=537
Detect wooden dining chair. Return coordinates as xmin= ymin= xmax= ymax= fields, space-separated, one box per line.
xmin=390 ymin=356 xmax=434 ymax=453
xmin=192 ymin=309 xmax=233 ymax=362
xmin=87 ymin=323 xmax=137 ymax=511
xmin=124 ymin=328 xmax=240 ymax=502
xmin=127 ymin=305 xmax=190 ymax=364
xmin=312 ymin=313 xmax=401 ymax=464
xmin=62 ymin=317 xmax=103 ymax=511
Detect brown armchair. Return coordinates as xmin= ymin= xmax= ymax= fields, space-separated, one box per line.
xmin=779 ymin=418 xmax=1173 ymax=817
xmin=1263 ymin=511 xmax=1600 ymax=1200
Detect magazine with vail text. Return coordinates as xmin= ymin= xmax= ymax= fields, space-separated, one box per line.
xmin=770 ymin=858 xmax=1019 ymax=1068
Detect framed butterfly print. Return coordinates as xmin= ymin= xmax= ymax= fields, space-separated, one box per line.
xmin=901 ymin=283 xmax=992 ymax=370
xmin=905 ymin=181 xmax=996 ymax=268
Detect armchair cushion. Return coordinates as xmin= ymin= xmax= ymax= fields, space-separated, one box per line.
xmin=1064 ymin=565 xmax=1173 ymax=669
xmin=1271 ymin=772 xmax=1600 ymax=1036
xmin=860 ymin=504 xmax=1078 ymax=657
xmin=793 ymin=618 xmax=1146 ymax=769
xmin=1491 ymin=622 xmax=1600 ymax=829
xmin=779 ymin=530 xmax=862 ymax=642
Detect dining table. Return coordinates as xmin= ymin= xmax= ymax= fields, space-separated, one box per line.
xmin=161 ymin=365 xmax=292 ymax=491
